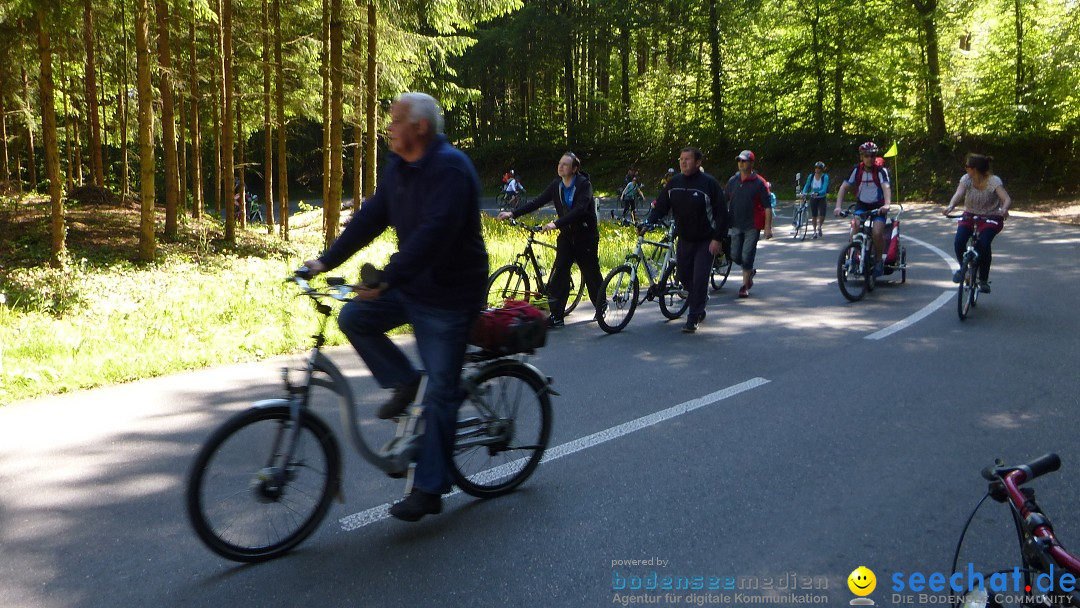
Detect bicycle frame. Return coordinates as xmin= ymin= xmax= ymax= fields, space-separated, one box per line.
xmin=624 ymin=223 xmax=676 ymax=303
xmin=513 ymin=226 xmax=559 ymax=298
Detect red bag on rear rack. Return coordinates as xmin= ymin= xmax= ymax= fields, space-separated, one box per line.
xmin=469 ymin=300 xmax=547 ymax=355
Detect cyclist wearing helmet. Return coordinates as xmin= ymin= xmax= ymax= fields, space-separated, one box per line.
xmin=835 ymin=142 xmax=892 ymax=275
xmin=801 ymin=161 xmax=829 ymax=238
xmin=659 ymin=168 xmax=675 ymax=190
xmin=503 ymin=170 xmax=524 ymax=197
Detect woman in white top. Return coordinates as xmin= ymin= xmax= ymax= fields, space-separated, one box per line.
xmin=942 ymin=153 xmax=1011 ymax=292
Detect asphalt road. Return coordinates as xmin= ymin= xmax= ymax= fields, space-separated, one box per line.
xmin=2 ymin=204 xmax=1079 ymax=608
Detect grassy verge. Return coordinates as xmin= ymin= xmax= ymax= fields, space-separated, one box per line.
xmin=0 ymin=200 xmax=640 ymax=405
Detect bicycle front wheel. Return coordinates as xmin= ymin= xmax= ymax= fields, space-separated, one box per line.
xmin=658 ymin=262 xmax=689 ymax=319
xmin=958 ymin=257 xmax=976 ymax=320
xmin=452 ymin=361 xmax=553 ymax=498
xmin=487 ymin=264 xmax=531 ymax=307
xmin=597 ymin=264 xmax=638 ymax=334
xmin=837 ymin=242 xmax=868 ymax=302
xmin=710 ymin=252 xmax=732 ymax=290
xmin=186 ymin=405 xmax=341 ymax=562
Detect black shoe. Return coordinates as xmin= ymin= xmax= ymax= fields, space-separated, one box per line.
xmin=389 ymin=489 xmax=442 ymax=522
xmin=377 ymin=377 xmax=421 ymax=420
xmin=547 ymin=315 xmax=565 ymax=328
xmin=682 ymin=317 xmax=699 ymax=333
xmin=978 ymin=281 xmax=991 ymax=293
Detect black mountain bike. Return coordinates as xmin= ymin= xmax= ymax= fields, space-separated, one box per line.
xmin=487 ymin=220 xmax=585 ymax=313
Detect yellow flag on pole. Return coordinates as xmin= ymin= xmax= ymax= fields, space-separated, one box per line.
xmin=883 ymin=142 xmax=898 ymax=157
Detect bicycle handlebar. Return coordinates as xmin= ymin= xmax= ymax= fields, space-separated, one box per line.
xmin=290 ymin=267 xmax=354 ymax=301
xmin=505 ymin=218 xmax=545 ymax=233
xmin=982 ymin=453 xmax=1062 ymax=484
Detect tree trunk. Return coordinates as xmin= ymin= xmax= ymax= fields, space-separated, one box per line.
xmin=1014 ymin=0 xmax=1026 ymax=129
xmin=810 ymin=0 xmax=825 ymax=134
xmin=707 ymin=0 xmax=723 ymax=135
xmin=618 ymin=26 xmax=629 ymax=114
xmin=83 ymin=0 xmax=104 ymax=186
xmin=273 ymin=0 xmax=289 ymax=239
xmin=262 ymin=0 xmax=275 ymax=232
xmin=236 ymin=99 xmax=245 ymax=230
xmin=119 ymin=0 xmax=130 ymax=198
xmin=221 ymin=0 xmax=236 ymax=243
xmin=352 ymin=4 xmax=363 ymax=209
xmin=832 ymin=38 xmax=844 ymax=136
xmin=155 ymin=0 xmax=179 ymax=238
xmin=37 ymin=9 xmax=66 ymax=267
xmin=363 ymin=2 xmax=376 ymax=199
xmin=189 ymin=0 xmax=203 ymax=219
xmin=135 ymin=0 xmax=156 ymax=261
xmin=913 ymin=0 xmax=946 ymax=142
xmin=63 ymin=73 xmax=74 ymax=192
xmin=325 ymin=0 xmax=343 ymax=248
xmin=178 ymin=93 xmax=187 ymax=217
xmin=320 ymin=0 xmax=330 ymax=234
xmin=21 ymin=67 xmax=38 ymax=190
xmin=0 ymin=71 xmax=9 ymax=188
xmin=564 ymin=0 xmax=577 ymax=141
xmin=213 ymin=75 xmax=221 ymax=217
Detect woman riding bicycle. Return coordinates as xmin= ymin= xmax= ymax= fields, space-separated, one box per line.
xmin=942 ymin=153 xmax=1011 ymax=293
xmin=801 ymin=161 xmax=829 ymax=238
xmin=496 ymin=152 xmax=606 ymax=327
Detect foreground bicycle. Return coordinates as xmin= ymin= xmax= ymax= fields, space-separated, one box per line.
xmin=186 ymin=270 xmax=554 ymax=562
xmin=953 ymin=454 xmax=1080 ymax=607
xmin=835 ymin=203 xmax=907 ymax=302
xmin=597 ymin=220 xmax=687 ymax=333
xmin=486 ymin=220 xmax=584 ymax=313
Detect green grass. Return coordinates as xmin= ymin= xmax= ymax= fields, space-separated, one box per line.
xmin=0 ymin=210 xmax=641 ymax=405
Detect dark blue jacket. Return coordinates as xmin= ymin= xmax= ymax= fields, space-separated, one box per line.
xmin=318 ymin=134 xmax=489 ymax=311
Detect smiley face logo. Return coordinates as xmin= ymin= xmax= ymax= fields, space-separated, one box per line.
xmin=847 ymin=566 xmax=877 ymax=596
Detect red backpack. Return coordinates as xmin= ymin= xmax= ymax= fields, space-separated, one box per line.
xmin=469 ymin=300 xmax=547 ymax=355
xmin=850 ymin=158 xmax=886 ymax=202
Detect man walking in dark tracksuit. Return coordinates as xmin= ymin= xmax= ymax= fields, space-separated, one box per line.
xmin=645 ymin=147 xmax=728 ymax=333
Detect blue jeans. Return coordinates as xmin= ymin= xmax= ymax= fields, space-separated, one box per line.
xmin=337 ymin=290 xmax=474 ymax=496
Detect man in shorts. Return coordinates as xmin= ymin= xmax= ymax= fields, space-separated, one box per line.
xmin=724 ymin=150 xmax=773 ymax=298
xmin=834 ymin=142 xmax=892 ymax=276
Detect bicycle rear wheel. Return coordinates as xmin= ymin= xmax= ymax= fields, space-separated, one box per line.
xmin=710 ymin=252 xmax=732 ymax=290
xmin=658 ymin=262 xmax=689 ymax=319
xmin=597 ymin=264 xmax=638 ymax=334
xmin=837 ymin=242 xmax=869 ymax=302
xmin=487 ymin=264 xmax=531 ymax=307
xmin=958 ymin=257 xmax=976 ymax=320
xmin=452 ymin=361 xmax=552 ymax=498
xmin=186 ymin=405 xmax=341 ymax=562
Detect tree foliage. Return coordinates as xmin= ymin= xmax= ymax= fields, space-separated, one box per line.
xmin=1 ymin=0 xmax=1078 ymax=266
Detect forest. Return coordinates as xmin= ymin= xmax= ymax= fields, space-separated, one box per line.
xmin=1 ymin=0 xmax=1079 ymax=267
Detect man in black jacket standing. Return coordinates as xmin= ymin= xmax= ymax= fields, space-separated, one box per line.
xmin=644 ymin=147 xmax=728 ymax=333
xmin=498 ymin=152 xmax=605 ymax=327
xmin=303 ymin=92 xmax=488 ymax=522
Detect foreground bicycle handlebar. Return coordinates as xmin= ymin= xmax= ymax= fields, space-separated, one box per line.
xmin=952 ymin=453 xmax=1080 ymax=608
